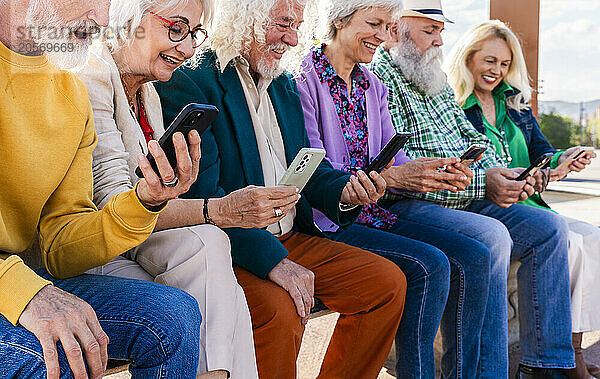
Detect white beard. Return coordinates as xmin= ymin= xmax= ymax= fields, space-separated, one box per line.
xmin=25 ymin=0 xmax=94 ymax=70
xmin=255 ymin=43 xmax=288 ymax=79
xmin=389 ymin=33 xmax=447 ymax=97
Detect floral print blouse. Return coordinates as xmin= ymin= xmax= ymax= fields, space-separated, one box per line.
xmin=312 ymin=44 xmax=396 ymax=230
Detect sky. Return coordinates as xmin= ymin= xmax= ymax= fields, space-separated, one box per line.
xmin=439 ymin=0 xmax=600 ymax=103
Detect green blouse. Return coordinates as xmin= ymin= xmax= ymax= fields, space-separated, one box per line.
xmin=463 ymin=82 xmax=557 ymax=211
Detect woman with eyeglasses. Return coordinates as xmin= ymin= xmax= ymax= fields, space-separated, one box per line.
xmin=76 ymin=1 xmax=258 ymax=378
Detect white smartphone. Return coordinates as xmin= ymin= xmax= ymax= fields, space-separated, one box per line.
xmin=278 ymin=148 xmax=326 ymax=192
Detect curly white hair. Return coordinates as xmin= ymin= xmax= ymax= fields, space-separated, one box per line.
xmin=209 ymin=0 xmax=306 ymax=69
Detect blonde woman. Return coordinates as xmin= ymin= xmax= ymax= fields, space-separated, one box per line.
xmin=447 ymin=19 xmax=599 ymax=379
xmin=76 ymin=0 xmax=259 ymax=377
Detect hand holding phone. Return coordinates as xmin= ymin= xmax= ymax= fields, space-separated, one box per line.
xmin=278 ymin=148 xmax=326 ymax=192
xmin=555 ymin=146 xmax=595 ymax=172
xmin=135 ymin=103 xmax=218 ymax=178
xmin=514 ymin=153 xmax=554 ymax=181
xmin=364 ymin=133 xmax=411 ymax=175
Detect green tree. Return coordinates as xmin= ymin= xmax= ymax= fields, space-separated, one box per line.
xmin=539 ymin=111 xmax=574 ymax=149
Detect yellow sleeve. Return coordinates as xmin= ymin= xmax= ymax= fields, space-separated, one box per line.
xmin=38 ymin=106 xmax=164 ymax=279
xmin=0 ymin=256 xmax=51 ymax=325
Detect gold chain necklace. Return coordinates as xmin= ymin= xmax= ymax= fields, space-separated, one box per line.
xmin=120 ymin=74 xmax=139 ymax=113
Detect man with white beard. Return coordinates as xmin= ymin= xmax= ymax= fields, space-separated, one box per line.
xmin=0 ymin=0 xmax=205 ymax=378
xmin=371 ymin=1 xmax=575 ymax=378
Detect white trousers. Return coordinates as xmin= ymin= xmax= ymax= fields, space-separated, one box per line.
xmin=565 ymin=216 xmax=600 ymax=333
xmin=91 ymin=225 xmax=258 ymax=378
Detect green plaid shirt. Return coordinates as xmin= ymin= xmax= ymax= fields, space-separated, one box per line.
xmin=369 ymin=48 xmax=506 ymax=209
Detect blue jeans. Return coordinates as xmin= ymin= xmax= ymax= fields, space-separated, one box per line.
xmin=465 ymin=200 xmax=574 ymax=371
xmin=0 ymin=271 xmax=201 ymax=378
xmin=329 ymin=198 xmax=506 ymax=378
xmin=379 ymin=198 xmax=513 ymax=379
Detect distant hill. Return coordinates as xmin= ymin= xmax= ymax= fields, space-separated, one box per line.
xmin=539 ymin=99 xmax=600 ymax=121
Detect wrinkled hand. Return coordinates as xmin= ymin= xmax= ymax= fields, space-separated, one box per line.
xmin=340 ymin=170 xmax=387 ymax=205
xmin=268 ymin=258 xmax=315 ymax=325
xmin=381 ymin=157 xmax=468 ymax=193
xmin=18 ymin=286 xmax=109 ymax=379
xmin=445 ymin=161 xmax=475 ymax=191
xmin=558 ymin=146 xmax=596 ymax=172
xmin=549 ymin=168 xmax=569 ymax=182
xmin=212 ymin=185 xmax=300 ymax=228
xmin=136 ymin=130 xmax=201 ymax=209
xmin=485 ymin=167 xmax=534 ymax=207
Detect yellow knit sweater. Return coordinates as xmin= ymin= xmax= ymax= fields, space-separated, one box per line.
xmin=0 ymin=41 xmax=162 ymax=325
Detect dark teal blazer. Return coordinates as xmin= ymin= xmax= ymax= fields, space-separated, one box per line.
xmin=155 ymin=51 xmax=360 ymax=278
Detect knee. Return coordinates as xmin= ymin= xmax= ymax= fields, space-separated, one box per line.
xmin=252 ymin=289 xmax=303 ymax=335
xmin=479 ymin=217 xmax=512 ymax=255
xmin=188 ymin=224 xmax=232 ymax=264
xmin=140 ymin=286 xmax=202 ymax=359
xmin=373 ymin=258 xmax=408 ymax=306
xmin=419 ymin=247 xmax=451 ymax=284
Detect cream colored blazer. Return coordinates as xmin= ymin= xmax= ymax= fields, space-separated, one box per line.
xmin=76 ymin=42 xmax=167 ymax=209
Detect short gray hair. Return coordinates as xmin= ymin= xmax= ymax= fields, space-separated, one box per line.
xmin=104 ymin=0 xmax=210 ymax=52
xmin=315 ymin=0 xmax=403 ymax=42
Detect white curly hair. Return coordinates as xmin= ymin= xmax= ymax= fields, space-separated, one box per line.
xmin=209 ymin=0 xmax=306 ymax=70
xmin=104 ymin=0 xmax=210 ymax=53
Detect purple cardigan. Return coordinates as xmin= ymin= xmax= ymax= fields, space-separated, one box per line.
xmin=296 ymin=53 xmax=410 ymax=232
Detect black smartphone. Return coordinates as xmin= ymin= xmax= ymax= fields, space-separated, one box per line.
xmin=514 ymin=153 xmax=554 ymax=181
xmin=459 ymin=145 xmax=488 ymax=166
xmin=135 ymin=103 xmax=219 ymax=178
xmin=364 ymin=133 xmax=411 ymax=174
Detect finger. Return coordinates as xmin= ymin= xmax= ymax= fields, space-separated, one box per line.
xmin=187 ymin=130 xmax=202 ymax=172
xmin=267 ymin=194 xmax=302 ymax=209
xmin=345 ymin=181 xmax=360 ymax=204
xmin=137 ymin=154 xmax=162 ymax=188
xmin=288 ymin=286 xmax=307 ymax=318
xmin=384 ymin=157 xmax=395 ymax=170
xmin=433 ymin=170 xmax=467 ymax=183
xmin=427 ymin=157 xmax=460 ymax=168
xmin=294 ymin=276 xmax=313 ymax=320
xmin=39 ymin=336 xmax=61 ymax=379
xmin=266 ymin=186 xmax=300 ymax=199
xmin=356 ymin=171 xmax=378 ymax=199
xmin=523 ymin=184 xmax=535 ymax=196
xmin=58 ymin=332 xmax=87 ymax=379
xmin=433 ymin=180 xmax=460 ymax=192
xmin=350 ymin=175 xmax=371 ymax=204
xmin=148 ymin=140 xmax=177 ymax=184
xmin=86 ymin=314 xmax=109 ymax=372
xmin=369 ymin=171 xmax=388 ymax=196
xmin=172 ymin=132 xmax=194 ymax=181
xmin=73 ymin=323 xmax=103 ymax=379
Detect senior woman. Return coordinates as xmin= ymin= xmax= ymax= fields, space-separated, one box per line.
xmin=295 ymin=1 xmax=511 ymax=377
xmin=75 ymin=1 xmax=262 ymax=378
xmin=447 ymin=19 xmax=599 ymax=379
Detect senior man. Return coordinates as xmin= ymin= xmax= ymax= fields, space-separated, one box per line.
xmin=155 ymin=0 xmax=407 ymax=377
xmin=0 ymin=0 xmax=204 ymax=378
xmin=370 ymin=1 xmax=574 ymax=378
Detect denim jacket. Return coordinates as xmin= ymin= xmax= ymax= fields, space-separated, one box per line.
xmin=463 ymin=89 xmax=557 ymax=163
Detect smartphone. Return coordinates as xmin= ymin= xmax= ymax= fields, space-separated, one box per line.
xmin=364 ymin=133 xmax=411 ymax=174
xmin=278 ymin=148 xmax=326 ymax=192
xmin=555 ymin=146 xmax=595 ymax=172
xmin=514 ymin=153 xmax=554 ymax=181
xmin=459 ymin=145 xmax=488 ymax=166
xmin=135 ymin=103 xmax=219 ymax=178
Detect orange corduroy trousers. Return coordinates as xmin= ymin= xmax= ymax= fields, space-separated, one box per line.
xmin=234 ymin=232 xmax=407 ymax=379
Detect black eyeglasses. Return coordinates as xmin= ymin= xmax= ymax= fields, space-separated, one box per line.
xmin=149 ymin=11 xmax=208 ymax=48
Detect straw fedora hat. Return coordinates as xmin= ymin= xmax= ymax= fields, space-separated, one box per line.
xmin=400 ymin=0 xmax=454 ymax=24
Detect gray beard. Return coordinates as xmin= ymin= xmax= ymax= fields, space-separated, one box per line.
xmin=388 ymin=36 xmax=447 ymax=97
xmin=26 ymin=0 xmax=91 ymax=70
xmin=255 ymin=43 xmax=288 ymax=79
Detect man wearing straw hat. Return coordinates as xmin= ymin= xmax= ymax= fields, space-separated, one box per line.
xmin=371 ymin=1 xmax=575 ymax=378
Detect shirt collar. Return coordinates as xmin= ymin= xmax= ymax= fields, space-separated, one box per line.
xmin=217 ymin=49 xmax=273 ymax=89
xmin=462 ymin=81 xmax=513 ymax=110
xmin=312 ymin=44 xmax=369 ymax=90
